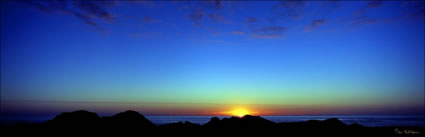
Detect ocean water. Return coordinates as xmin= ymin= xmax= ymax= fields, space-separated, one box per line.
xmin=146 ymin=115 xmax=425 ymax=127
xmin=2 ymin=115 xmax=424 ymax=127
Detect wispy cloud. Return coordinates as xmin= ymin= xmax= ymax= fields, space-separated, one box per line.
xmin=209 ymin=14 xmax=222 ymax=21
xmin=274 ymin=0 xmax=306 ymax=19
xmin=348 ymin=1 xmax=386 ymax=26
xmin=19 ymin=1 xmax=419 ymax=37
xmin=352 ymin=16 xmax=376 ymax=25
xmin=367 ymin=1 xmax=383 ymax=8
xmin=199 ymin=0 xmax=223 ymax=9
xmin=188 ymin=10 xmax=204 ymax=26
xmin=72 ymin=1 xmax=115 ymax=23
xmin=141 ymin=16 xmax=160 ymax=23
xmin=24 ymin=1 xmax=55 ymax=13
xmin=130 ymin=32 xmax=163 ymax=39
xmin=305 ymin=19 xmax=327 ymax=32
xmin=22 ymin=1 xmax=116 ymax=30
xmin=404 ymin=1 xmax=425 ymax=20
xmin=212 ymin=0 xmax=222 ymax=9
xmin=232 ymin=31 xmax=244 ymax=35
xmin=247 ymin=17 xmax=258 ymax=23
xmin=124 ymin=0 xmax=155 ymax=8
xmin=71 ymin=11 xmax=98 ymax=27
xmin=208 ymin=13 xmax=231 ymax=24
xmin=251 ymin=26 xmax=286 ymax=39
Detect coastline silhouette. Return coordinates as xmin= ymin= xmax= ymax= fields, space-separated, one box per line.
xmin=2 ymin=110 xmax=424 ymax=137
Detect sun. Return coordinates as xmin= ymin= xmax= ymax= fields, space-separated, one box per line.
xmin=231 ymin=108 xmax=249 ymax=117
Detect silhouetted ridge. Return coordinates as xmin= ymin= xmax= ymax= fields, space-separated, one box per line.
xmin=159 ymin=121 xmax=201 ymax=130
xmin=204 ymin=115 xmax=275 ymax=129
xmin=204 ymin=117 xmax=220 ymax=127
xmin=46 ymin=110 xmax=100 ymax=126
xmin=107 ymin=110 xmax=155 ymax=128
xmin=323 ymin=118 xmax=347 ymax=127
xmin=3 ymin=110 xmax=424 ymax=137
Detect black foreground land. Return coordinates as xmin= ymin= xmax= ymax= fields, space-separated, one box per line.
xmin=2 ymin=110 xmax=424 ymax=137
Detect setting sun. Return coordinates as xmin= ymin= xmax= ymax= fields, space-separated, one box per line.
xmin=231 ymin=108 xmax=250 ymax=117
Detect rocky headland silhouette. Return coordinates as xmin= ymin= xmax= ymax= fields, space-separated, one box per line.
xmin=2 ymin=110 xmax=424 ymax=137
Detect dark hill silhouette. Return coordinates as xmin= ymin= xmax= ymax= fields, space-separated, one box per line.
xmin=107 ymin=110 xmax=155 ymax=128
xmin=204 ymin=115 xmax=275 ymax=129
xmin=2 ymin=110 xmax=424 ymax=137
xmin=46 ymin=110 xmax=100 ymax=126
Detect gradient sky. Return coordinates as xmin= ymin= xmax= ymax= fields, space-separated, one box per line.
xmin=1 ymin=1 xmax=424 ymax=116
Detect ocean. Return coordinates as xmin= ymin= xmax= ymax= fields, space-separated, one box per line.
xmin=2 ymin=115 xmax=424 ymax=127
xmin=146 ymin=115 xmax=425 ymax=127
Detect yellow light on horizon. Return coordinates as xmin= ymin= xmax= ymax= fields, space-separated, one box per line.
xmin=231 ymin=108 xmax=249 ymax=117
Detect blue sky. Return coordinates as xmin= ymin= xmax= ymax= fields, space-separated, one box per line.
xmin=1 ymin=1 xmax=424 ymax=116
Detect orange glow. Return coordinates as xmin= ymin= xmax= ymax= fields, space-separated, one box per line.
xmin=231 ymin=108 xmax=250 ymax=117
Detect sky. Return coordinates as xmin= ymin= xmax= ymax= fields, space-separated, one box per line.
xmin=1 ymin=0 xmax=424 ymax=117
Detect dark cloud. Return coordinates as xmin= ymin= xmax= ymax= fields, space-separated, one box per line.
xmin=24 ymin=1 xmax=53 ymax=13
xmin=245 ymin=17 xmax=260 ymax=32
xmin=406 ymin=1 xmax=425 ymax=20
xmin=71 ymin=11 xmax=97 ymax=27
xmin=278 ymin=0 xmax=306 ymax=8
xmin=20 ymin=1 xmax=409 ymax=36
xmin=96 ymin=0 xmax=120 ymax=8
xmin=367 ymin=1 xmax=383 ymax=8
xmin=409 ymin=8 xmax=425 ymax=19
xmin=305 ymin=19 xmax=327 ymax=32
xmin=23 ymin=1 xmax=71 ymax=14
xmin=124 ymin=0 xmax=156 ymax=8
xmin=274 ymin=0 xmax=306 ymax=19
xmin=208 ymin=14 xmax=223 ymax=22
xmin=207 ymin=13 xmax=231 ymax=24
xmin=21 ymin=1 xmax=115 ymax=29
xmin=141 ymin=16 xmax=159 ymax=23
xmin=352 ymin=9 xmax=366 ymax=17
xmin=232 ymin=31 xmax=244 ymax=35
xmin=72 ymin=1 xmax=114 ymax=23
xmin=251 ymin=26 xmax=287 ymax=39
xmin=199 ymin=0 xmax=222 ymax=9
xmin=349 ymin=1 xmax=385 ymax=26
xmin=130 ymin=32 xmax=163 ymax=39
xmin=184 ymin=1 xmax=229 ymax=26
xmin=214 ymin=0 xmax=222 ymax=8
xmin=352 ymin=16 xmax=376 ymax=25
xmin=188 ymin=10 xmax=204 ymax=26
xmin=314 ymin=1 xmax=341 ymax=18
xmin=247 ymin=17 xmax=258 ymax=23
xmin=319 ymin=1 xmax=340 ymax=8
